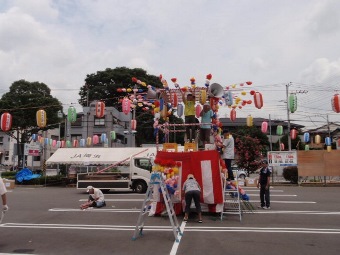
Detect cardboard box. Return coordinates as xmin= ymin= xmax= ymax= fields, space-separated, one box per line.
xmin=3 ymin=179 xmax=15 ymax=189
xmin=245 ymin=178 xmax=257 ymax=187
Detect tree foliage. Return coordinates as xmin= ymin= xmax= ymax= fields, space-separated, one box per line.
xmin=234 ymin=126 xmax=269 ymax=174
xmin=78 ymin=67 xmax=163 ymax=108
xmin=0 ymin=79 xmax=63 ymax=143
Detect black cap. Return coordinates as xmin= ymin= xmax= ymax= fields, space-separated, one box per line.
xmin=262 ymin=160 xmax=268 ymax=164
xmin=222 ymin=129 xmax=230 ymax=134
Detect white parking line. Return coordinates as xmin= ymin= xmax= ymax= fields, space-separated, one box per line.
xmin=79 ymin=199 xmax=144 ymax=202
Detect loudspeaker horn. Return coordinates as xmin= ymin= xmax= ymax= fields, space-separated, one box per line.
xmin=146 ymin=88 xmax=161 ymax=100
xmin=208 ymin=83 xmax=224 ymax=98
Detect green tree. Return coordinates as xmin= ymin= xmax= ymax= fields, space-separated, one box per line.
xmin=234 ymin=126 xmax=269 ymax=174
xmin=0 ymin=80 xmax=63 ymax=165
xmin=78 ymin=67 xmax=163 ymax=108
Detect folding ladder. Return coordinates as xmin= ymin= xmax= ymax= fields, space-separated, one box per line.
xmin=132 ymin=172 xmax=182 ymax=242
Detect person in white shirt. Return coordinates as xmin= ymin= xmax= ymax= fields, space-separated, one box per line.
xmin=221 ymin=129 xmax=235 ymax=180
xmin=182 ymin=174 xmax=203 ymax=223
xmin=0 ymin=177 xmax=9 ymax=211
xmin=80 ymin=186 xmax=106 ymax=209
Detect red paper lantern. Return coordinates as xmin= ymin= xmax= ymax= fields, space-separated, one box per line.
xmin=93 ymin=135 xmax=99 ymax=145
xmin=230 ymin=109 xmax=236 ymax=122
xmin=95 ymin=101 xmax=105 ymax=118
xmin=172 ymin=92 xmax=178 ymax=108
xmin=131 ymin=119 xmax=137 ymax=130
xmin=290 ymin=128 xmax=297 ymax=140
xmin=331 ymin=94 xmax=340 ymax=113
xmin=280 ymin=143 xmax=285 ymax=150
xmin=253 ymin=92 xmax=263 ymax=109
xmin=36 ymin=109 xmax=47 ymax=128
xmin=1 ymin=112 xmax=12 ymax=132
xmin=72 ymin=140 xmax=78 ymax=147
xmin=122 ymin=97 xmax=131 ymax=115
xmin=195 ymin=104 xmax=202 ymax=118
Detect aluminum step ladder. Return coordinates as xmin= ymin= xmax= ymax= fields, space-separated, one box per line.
xmin=132 ymin=172 xmax=182 ymax=242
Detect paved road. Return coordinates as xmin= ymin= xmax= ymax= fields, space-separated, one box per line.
xmin=1 ymin=185 xmax=340 ymax=255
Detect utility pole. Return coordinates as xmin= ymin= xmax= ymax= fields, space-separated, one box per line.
xmin=286 ymin=83 xmax=292 ymax=151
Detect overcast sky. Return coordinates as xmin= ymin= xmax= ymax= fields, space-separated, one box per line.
xmin=1 ymin=0 xmax=340 ymax=130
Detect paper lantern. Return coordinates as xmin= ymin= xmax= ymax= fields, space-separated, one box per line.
xmin=280 ymin=143 xmax=285 ymax=151
xmin=61 ymin=140 xmax=65 ymax=148
xmin=224 ymin=91 xmax=233 ymax=106
xmin=261 ymin=121 xmax=268 ymax=133
xmin=305 ymin=144 xmax=309 ymax=151
xmin=246 ymin=115 xmax=253 ymax=127
xmin=331 ymin=94 xmax=340 ymax=113
xmin=93 ymin=135 xmax=99 ymax=144
xmin=44 ymin=138 xmax=49 ymax=145
xmin=51 ymin=140 xmax=56 ymax=147
xmin=110 ymin=131 xmax=116 ymax=140
xmin=288 ymin=93 xmax=297 ymax=113
xmin=56 ymin=141 xmax=61 ymax=148
xmin=66 ymin=140 xmax=71 ymax=148
xmin=86 ymin=137 xmax=92 ymax=146
xmin=32 ymin=134 xmax=38 ymax=142
xmin=72 ymin=140 xmax=78 ymax=147
xmin=131 ymin=119 xmax=137 ymax=130
xmin=101 ymin=133 xmax=107 ymax=143
xmin=177 ymin=104 xmax=183 ymax=117
xmin=325 ymin=137 xmax=331 ymax=146
xmin=253 ymin=92 xmax=263 ymax=109
xmin=80 ymin=139 xmax=85 ymax=147
xmin=1 ymin=112 xmax=12 ymax=132
xmin=67 ymin=106 xmax=77 ymax=123
xmin=303 ymin=132 xmax=310 ymax=143
xmin=95 ymin=101 xmax=105 ymax=118
xmin=327 ymin=146 xmax=332 ymax=152
xmin=290 ymin=128 xmax=297 ymax=140
xmin=315 ymin=134 xmax=321 ymax=144
xmin=200 ymin=90 xmax=207 ymax=105
xmin=172 ymin=92 xmax=178 ymax=108
xmin=159 ymin=98 xmax=164 ymax=111
xmin=36 ymin=109 xmax=47 ymax=128
xmin=276 ymin=125 xmax=283 ymax=136
xmin=230 ymin=109 xmax=236 ymax=122
xmin=122 ymin=97 xmax=131 ymax=115
xmin=195 ymin=105 xmax=202 ymax=118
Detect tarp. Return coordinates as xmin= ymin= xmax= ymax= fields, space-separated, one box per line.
xmin=16 ymin=168 xmax=41 ymax=183
xmin=46 ymin=147 xmax=155 ymax=165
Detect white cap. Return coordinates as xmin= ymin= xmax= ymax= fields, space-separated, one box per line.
xmin=86 ymin=186 xmax=94 ymax=192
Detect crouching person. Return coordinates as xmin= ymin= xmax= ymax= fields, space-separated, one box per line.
xmin=81 ymin=186 xmax=106 ymax=209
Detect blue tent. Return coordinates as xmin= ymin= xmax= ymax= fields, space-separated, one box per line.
xmin=16 ymin=168 xmax=41 ymax=183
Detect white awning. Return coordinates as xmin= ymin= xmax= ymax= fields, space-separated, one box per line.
xmin=46 ymin=147 xmax=155 ymax=165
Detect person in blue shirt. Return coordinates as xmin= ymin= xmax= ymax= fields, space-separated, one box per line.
xmin=257 ymin=160 xmax=271 ymax=209
xmin=200 ymin=103 xmax=214 ymax=148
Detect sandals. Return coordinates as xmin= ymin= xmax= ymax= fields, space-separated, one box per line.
xmin=198 ymin=220 xmax=203 ymax=223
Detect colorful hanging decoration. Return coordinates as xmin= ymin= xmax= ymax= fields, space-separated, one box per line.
xmin=303 ymin=132 xmax=310 ymax=143
xmin=1 ymin=112 xmax=12 ymax=132
xmin=66 ymin=140 xmax=71 ymax=148
xmin=122 ymin=97 xmax=131 ymax=115
xmin=230 ymin=109 xmax=236 ymax=122
xmin=305 ymin=144 xmax=309 ymax=151
xmin=72 ymin=140 xmax=78 ymax=147
xmin=86 ymin=137 xmax=92 ymax=146
xmin=288 ymin=93 xmax=297 ymax=113
xmin=32 ymin=134 xmax=38 ymax=142
xmin=195 ymin=105 xmax=202 ymax=118
xmin=223 ymin=91 xmax=233 ymax=106
xmin=172 ymin=92 xmax=178 ymax=108
xmin=110 ymin=131 xmax=116 ymax=140
xmin=280 ymin=143 xmax=285 ymax=150
xmin=315 ymin=134 xmax=321 ymax=144
xmin=261 ymin=121 xmax=268 ymax=133
xmin=80 ymin=139 xmax=85 ymax=147
xmin=56 ymin=141 xmax=61 ymax=148
xmin=253 ymin=92 xmax=263 ymax=109
xmin=61 ymin=140 xmax=65 ymax=148
xmin=331 ymin=94 xmax=340 ymax=113
xmin=246 ymin=115 xmax=253 ymax=127
xmin=327 ymin=146 xmax=332 ymax=152
xmin=325 ymin=137 xmax=331 ymax=146
xmin=200 ymin=90 xmax=207 ymax=105
xmin=276 ymin=125 xmax=283 ymax=136
xmin=290 ymin=128 xmax=297 ymax=140
xmin=93 ymin=135 xmax=99 ymax=145
xmin=131 ymin=119 xmax=137 ymax=130
xmin=36 ymin=109 xmax=47 ymax=128
xmin=101 ymin=133 xmax=107 ymax=143
xmin=67 ymin=106 xmax=77 ymax=123
xmin=177 ymin=104 xmax=183 ymax=117
xmin=95 ymin=101 xmax=105 ymax=118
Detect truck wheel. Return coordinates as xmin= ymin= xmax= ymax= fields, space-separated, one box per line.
xmin=134 ymin=181 xmax=147 ymax=193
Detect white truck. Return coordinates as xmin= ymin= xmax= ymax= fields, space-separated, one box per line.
xmin=76 ymin=156 xmax=152 ymax=193
xmin=46 ymin=147 xmax=156 ymax=193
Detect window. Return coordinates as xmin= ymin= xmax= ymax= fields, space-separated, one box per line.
xmin=71 ymin=116 xmax=83 ymax=127
xmin=4 ymin=151 xmax=9 ymax=161
xmin=0 ymin=137 xmax=3 ymax=145
xmin=94 ymin=117 xmax=105 ymax=126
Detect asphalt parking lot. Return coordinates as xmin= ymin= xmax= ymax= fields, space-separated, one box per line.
xmin=1 ymin=185 xmax=340 ymax=255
